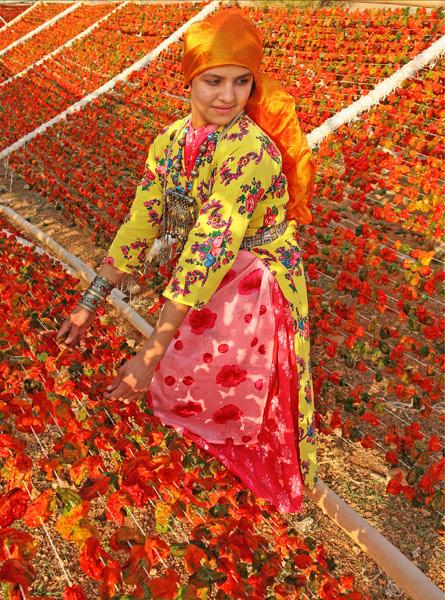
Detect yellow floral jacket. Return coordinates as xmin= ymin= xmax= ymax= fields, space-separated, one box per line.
xmin=106 ymin=113 xmax=317 ymax=488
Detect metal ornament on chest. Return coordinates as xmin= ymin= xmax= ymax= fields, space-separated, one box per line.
xmin=147 ymin=112 xmax=244 ymax=267
xmin=155 ymin=188 xmax=200 ymax=264
xmin=153 ymin=125 xmax=216 ymax=264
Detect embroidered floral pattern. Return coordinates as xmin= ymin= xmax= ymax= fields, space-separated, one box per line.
xmin=268 ymin=172 xmax=287 ymax=198
xmin=219 ymin=148 xmax=263 ymax=185
xmin=143 ymin=197 xmax=162 ymax=226
xmin=259 ymin=133 xmax=281 ymax=164
xmin=120 ymin=240 xmax=148 ymax=263
xmin=237 ymin=178 xmax=265 ymax=217
xmin=169 ymin=268 xmax=206 ymax=297
xmin=304 ymin=379 xmax=313 ymax=405
xmin=262 ymin=205 xmax=278 ymax=228
xmin=188 ymin=228 xmax=233 ymax=271
xmin=226 ymin=115 xmax=249 ymax=141
xmin=140 ymin=164 xmax=157 ymax=190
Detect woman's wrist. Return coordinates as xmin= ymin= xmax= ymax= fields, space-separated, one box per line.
xmin=140 ymin=332 xmax=173 ymax=366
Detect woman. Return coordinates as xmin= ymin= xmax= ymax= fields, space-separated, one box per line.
xmin=58 ymin=9 xmax=317 ymax=513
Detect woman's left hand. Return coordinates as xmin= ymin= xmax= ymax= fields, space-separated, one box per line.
xmin=104 ymin=352 xmax=158 ymax=403
xmin=103 ymin=298 xmax=190 ymax=403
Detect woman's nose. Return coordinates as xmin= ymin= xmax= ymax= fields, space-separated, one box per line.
xmin=218 ymin=83 xmax=236 ymax=104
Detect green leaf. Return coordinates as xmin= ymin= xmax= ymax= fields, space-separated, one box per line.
xmin=304 ymin=536 xmax=317 ymax=551
xmin=56 ymin=487 xmax=83 ymax=513
xmin=154 ymin=501 xmax=171 ymax=534
xmin=209 ymin=504 xmax=228 ymax=518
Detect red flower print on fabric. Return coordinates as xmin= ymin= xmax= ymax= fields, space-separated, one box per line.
xmin=140 ymin=164 xmax=156 ymax=188
xmin=238 ymin=269 xmax=262 ymax=295
xmin=213 ymin=404 xmax=243 ymax=424
xmin=189 ymin=308 xmax=217 ymax=335
xmin=172 ymin=402 xmax=203 ymax=418
xmin=220 ymin=269 xmax=237 ymax=288
xmin=254 ymin=379 xmax=264 ymax=391
xmin=216 ymin=364 xmax=247 ymax=387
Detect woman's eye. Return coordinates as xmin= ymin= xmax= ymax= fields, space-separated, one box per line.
xmin=236 ymin=79 xmax=250 ymax=85
xmin=206 ymin=80 xmax=220 ymax=86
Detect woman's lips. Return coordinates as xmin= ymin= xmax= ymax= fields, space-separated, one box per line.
xmin=213 ymin=106 xmax=235 ymax=113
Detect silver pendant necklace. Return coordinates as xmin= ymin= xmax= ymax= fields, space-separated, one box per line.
xmin=147 ymin=111 xmax=245 ymax=267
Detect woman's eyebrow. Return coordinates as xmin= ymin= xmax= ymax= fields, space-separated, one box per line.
xmin=204 ymin=71 xmax=253 ymax=79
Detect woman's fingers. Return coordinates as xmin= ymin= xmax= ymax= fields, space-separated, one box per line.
xmin=57 ymin=307 xmax=94 ymax=347
xmin=57 ymin=320 xmax=81 ymax=347
xmin=104 ymin=372 xmax=128 ymax=400
xmin=103 ymin=355 xmax=155 ymax=402
xmin=64 ymin=330 xmax=79 ymax=346
xmin=103 ymin=374 xmax=145 ymax=402
xmin=106 ymin=368 xmax=125 ymax=392
xmin=104 ymin=382 xmax=133 ymax=400
xmin=56 ymin=319 xmax=73 ymax=340
xmin=56 ymin=323 xmax=67 ymax=340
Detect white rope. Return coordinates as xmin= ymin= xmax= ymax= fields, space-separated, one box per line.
xmin=307 ymin=479 xmax=442 ymax=600
xmin=0 ymin=0 xmax=220 ymax=161
xmin=0 ymin=1 xmax=129 ymax=89
xmin=307 ymin=35 xmax=445 ymax=149
xmin=0 ymin=2 xmax=82 ymax=59
xmin=0 ymin=1 xmax=39 ymax=34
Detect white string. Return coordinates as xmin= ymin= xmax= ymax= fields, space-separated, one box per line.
xmin=315 ymin=220 xmax=444 ymax=308
xmin=307 ymin=35 xmax=445 ymax=149
xmin=0 ymin=3 xmax=82 ymax=59
xmin=0 ymin=1 xmax=39 ymax=34
xmin=321 ymin=365 xmax=445 ymax=517
xmin=313 ymin=269 xmax=440 ymax=370
xmin=0 ymin=2 xmax=129 ymax=89
xmin=0 ymin=0 xmax=220 ymax=161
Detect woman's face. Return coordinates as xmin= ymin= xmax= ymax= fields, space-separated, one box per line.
xmin=189 ymin=65 xmax=254 ymax=128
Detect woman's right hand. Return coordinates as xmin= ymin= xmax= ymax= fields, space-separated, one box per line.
xmin=56 ymin=305 xmax=96 ymax=348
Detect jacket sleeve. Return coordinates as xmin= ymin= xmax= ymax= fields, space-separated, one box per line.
xmin=104 ymin=137 xmax=163 ymax=273
xmin=162 ymin=133 xmax=282 ymax=309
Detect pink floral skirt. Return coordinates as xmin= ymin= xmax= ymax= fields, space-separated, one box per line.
xmin=148 ymin=250 xmax=304 ymax=513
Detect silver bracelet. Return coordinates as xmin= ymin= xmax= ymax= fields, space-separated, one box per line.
xmin=90 ymin=274 xmax=114 ymax=297
xmin=79 ymin=292 xmax=103 ymax=313
xmin=79 ymin=275 xmax=114 ymax=312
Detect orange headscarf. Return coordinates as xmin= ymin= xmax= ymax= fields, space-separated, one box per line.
xmin=183 ymin=9 xmax=315 ymax=224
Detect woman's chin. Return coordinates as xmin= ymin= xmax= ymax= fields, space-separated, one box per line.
xmin=209 ymin=109 xmax=243 ymax=126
